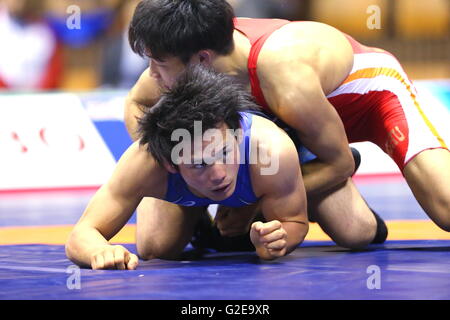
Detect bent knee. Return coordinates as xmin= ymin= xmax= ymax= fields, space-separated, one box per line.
xmin=136 ymin=244 xmax=155 ymax=261
xmin=435 ymin=217 xmax=450 ymax=233
xmin=335 ymin=237 xmax=372 ymax=250
xmin=333 ymin=224 xmax=376 ymax=249
xmin=138 ymin=251 xmax=155 ymax=261
xmin=424 ymin=200 xmax=450 ymax=232
xmin=137 ymin=242 xmax=183 ymax=261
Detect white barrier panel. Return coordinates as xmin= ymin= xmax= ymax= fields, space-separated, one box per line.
xmin=0 ymin=93 xmax=117 ymax=191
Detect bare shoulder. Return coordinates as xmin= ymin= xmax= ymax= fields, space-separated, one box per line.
xmin=109 ymin=141 xmax=168 ymax=199
xmin=249 ymin=115 xmax=301 ymax=197
xmin=263 ymin=21 xmax=352 ymax=54
xmin=257 ymin=21 xmax=354 ymax=97
xmin=124 ymin=69 xmax=163 ymax=140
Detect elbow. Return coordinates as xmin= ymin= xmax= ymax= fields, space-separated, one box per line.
xmin=65 ymin=227 xmax=83 ymax=264
xmin=284 ymin=219 xmax=309 ymax=256
xmin=340 ymin=149 xmax=355 ymax=178
xmin=64 ymin=228 xmax=94 ymax=268
xmin=65 ymin=232 xmax=76 ymax=263
xmin=343 ymin=160 xmax=355 ymax=180
xmin=290 ymin=223 xmax=308 ymax=251
xmin=335 ymin=151 xmax=355 ymax=182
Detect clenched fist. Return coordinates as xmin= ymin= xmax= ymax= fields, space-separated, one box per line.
xmin=90 ymin=245 xmax=139 ymax=270
xmin=250 ymin=220 xmax=287 ymax=260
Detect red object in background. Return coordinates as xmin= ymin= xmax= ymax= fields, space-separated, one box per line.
xmin=0 ymin=76 xmax=6 ymax=88
xmin=0 ymin=41 xmax=63 ymax=90
xmin=37 ymin=41 xmax=63 ymax=90
xmin=0 ymin=6 xmax=64 ymax=91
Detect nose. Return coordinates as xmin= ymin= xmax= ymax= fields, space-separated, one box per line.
xmin=209 ymin=163 xmax=226 ymax=185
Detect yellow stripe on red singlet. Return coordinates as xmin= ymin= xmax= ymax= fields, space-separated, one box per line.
xmin=342 ymin=67 xmax=447 ymax=148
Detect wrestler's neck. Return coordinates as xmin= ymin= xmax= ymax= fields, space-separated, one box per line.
xmin=210 ymin=30 xmax=250 ymax=86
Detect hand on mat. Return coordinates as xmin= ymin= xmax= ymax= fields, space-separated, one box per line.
xmin=91 ymin=245 xmax=139 ymax=270
xmin=250 ymin=220 xmax=287 ymax=260
xmin=215 ymin=207 xmax=253 ymax=237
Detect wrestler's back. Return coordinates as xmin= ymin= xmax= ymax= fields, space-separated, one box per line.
xmin=256 ymin=21 xmax=355 ymax=97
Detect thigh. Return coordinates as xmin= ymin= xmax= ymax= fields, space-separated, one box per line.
xmin=136 ymin=197 xmax=206 ymax=259
xmin=215 ymin=203 xmax=262 ymax=236
xmin=331 ymin=52 xmax=446 ymax=171
xmin=308 ymin=178 xmax=377 ymax=248
xmin=376 ymin=89 xmax=446 ymax=171
xmin=340 ymin=72 xmax=446 ymax=171
xmin=203 ymin=203 xmax=262 ymax=252
xmin=403 ymin=148 xmax=450 ymax=230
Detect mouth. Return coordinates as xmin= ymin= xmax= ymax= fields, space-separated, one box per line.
xmin=212 ymin=182 xmax=231 ymax=194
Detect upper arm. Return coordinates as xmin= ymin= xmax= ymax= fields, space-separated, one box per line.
xmin=262 ymin=62 xmax=353 ymax=171
xmin=260 ymin=183 xmax=307 ymax=225
xmin=124 ymin=69 xmax=162 ymax=141
xmin=254 ymin=126 xmax=307 ymax=224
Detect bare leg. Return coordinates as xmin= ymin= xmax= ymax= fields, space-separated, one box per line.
xmin=403 ymin=148 xmax=450 ymax=231
xmin=136 ymin=197 xmax=206 ymax=260
xmin=192 ymin=203 xmax=261 ymax=252
xmin=308 ymin=178 xmax=378 ymax=249
xmin=214 ymin=203 xmax=261 ymax=237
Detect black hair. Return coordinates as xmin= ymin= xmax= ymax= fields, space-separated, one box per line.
xmin=129 ymin=0 xmax=235 ymax=63
xmin=138 ymin=65 xmax=260 ymax=166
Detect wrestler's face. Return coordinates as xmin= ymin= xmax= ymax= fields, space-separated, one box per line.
xmin=176 ymin=123 xmax=241 ymax=201
xmin=147 ymin=51 xmax=213 ymax=90
xmin=147 ymin=55 xmax=186 ymax=90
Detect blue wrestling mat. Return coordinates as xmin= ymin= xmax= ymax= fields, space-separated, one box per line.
xmin=1 ymin=241 xmax=449 ymax=300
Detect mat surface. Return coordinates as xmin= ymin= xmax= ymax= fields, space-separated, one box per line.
xmin=1 ymin=178 xmax=449 ymax=300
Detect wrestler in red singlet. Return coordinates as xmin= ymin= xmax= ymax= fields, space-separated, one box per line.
xmin=234 ymin=18 xmax=448 ymax=171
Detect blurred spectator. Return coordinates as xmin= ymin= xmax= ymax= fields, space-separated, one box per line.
xmin=228 ymin=0 xmax=283 ymax=18
xmin=228 ymin=0 xmax=301 ymax=19
xmin=44 ymin=0 xmax=122 ymax=90
xmin=0 ymin=0 xmax=62 ymax=90
xmin=44 ymin=0 xmax=118 ymax=49
xmin=100 ymin=0 xmax=147 ymax=89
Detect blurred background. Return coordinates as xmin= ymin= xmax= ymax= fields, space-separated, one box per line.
xmin=0 ymin=0 xmax=448 ymax=92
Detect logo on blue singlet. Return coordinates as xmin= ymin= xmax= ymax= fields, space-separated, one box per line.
xmin=181 ymin=201 xmax=197 ymax=206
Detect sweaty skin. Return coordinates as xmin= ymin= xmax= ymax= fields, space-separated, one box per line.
xmin=125 ymin=21 xmax=356 ymax=196
xmin=66 ymin=115 xmax=308 ymax=268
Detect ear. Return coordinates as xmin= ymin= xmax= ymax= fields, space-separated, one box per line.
xmin=193 ymin=50 xmax=213 ymax=66
xmin=162 ymin=161 xmax=178 ymax=174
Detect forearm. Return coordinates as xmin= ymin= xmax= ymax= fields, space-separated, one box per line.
xmin=283 ymin=221 xmax=308 ymax=254
xmin=301 ymin=156 xmax=354 ymax=196
xmin=256 ymin=221 xmax=308 ymax=260
xmin=124 ymin=95 xmax=146 ymax=142
xmin=65 ymin=226 xmax=111 ymax=268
